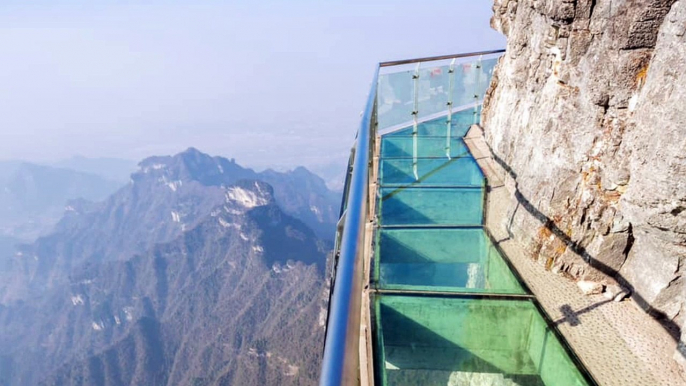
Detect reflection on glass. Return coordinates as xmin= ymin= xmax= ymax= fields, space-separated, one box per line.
xmin=417 ymin=65 xmax=450 ymax=121
xmin=474 ymin=57 xmax=499 ymax=102
xmin=375 ymin=296 xmax=591 ymax=386
xmin=377 ymin=56 xmax=499 ymax=132
xmin=378 ymin=187 xmax=483 ymax=226
xmin=386 ymin=109 xmax=478 ymax=138
xmin=379 ymin=157 xmax=483 ymax=187
xmin=377 ymin=70 xmax=415 ymax=130
xmin=375 ymin=228 xmax=525 ymax=294
xmin=381 ymin=137 xmax=469 ymax=159
xmin=450 ymin=59 xmax=484 ymax=108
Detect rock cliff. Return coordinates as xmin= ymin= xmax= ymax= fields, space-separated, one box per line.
xmin=483 ymin=0 xmax=685 ymax=366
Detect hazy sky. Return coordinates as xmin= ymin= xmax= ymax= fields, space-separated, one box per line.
xmin=0 ymin=0 xmax=504 ymax=172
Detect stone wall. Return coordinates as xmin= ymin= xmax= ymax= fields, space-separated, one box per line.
xmin=482 ymin=0 xmax=686 ymax=361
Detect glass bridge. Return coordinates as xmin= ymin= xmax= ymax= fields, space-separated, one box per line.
xmin=321 ymin=50 xmax=597 ymax=386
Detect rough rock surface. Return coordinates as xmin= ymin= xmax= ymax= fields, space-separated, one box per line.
xmin=483 ymin=0 xmax=686 ymax=367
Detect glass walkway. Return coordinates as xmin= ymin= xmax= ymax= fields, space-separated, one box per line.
xmin=321 ymin=51 xmax=596 ymax=386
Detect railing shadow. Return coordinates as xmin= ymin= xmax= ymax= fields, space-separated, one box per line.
xmin=378 ymin=302 xmax=534 ymax=384
xmin=486 ymin=145 xmax=683 ymax=346
xmin=556 ymin=300 xmax=613 ymax=327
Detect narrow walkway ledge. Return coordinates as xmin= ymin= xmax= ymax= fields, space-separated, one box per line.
xmin=464 ymin=125 xmax=686 ymax=386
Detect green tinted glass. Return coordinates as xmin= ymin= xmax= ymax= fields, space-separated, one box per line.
xmin=386 ymin=109 xmax=478 ymax=138
xmin=371 ymin=53 xmax=589 ymax=386
xmin=379 ymin=157 xmax=484 ymax=187
xmin=380 ymin=136 xmax=469 ymax=159
xmin=374 ymin=296 xmax=590 ymax=386
xmin=375 ymin=228 xmax=525 ymax=294
xmin=378 ymin=187 xmax=483 ymax=226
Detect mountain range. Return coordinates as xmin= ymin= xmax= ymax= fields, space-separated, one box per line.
xmin=0 ymin=148 xmax=338 ymax=385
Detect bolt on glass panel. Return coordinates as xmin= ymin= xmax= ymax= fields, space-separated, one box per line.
xmin=474 ymin=57 xmax=499 ymax=101
xmin=451 ymin=59 xmax=485 ymax=108
xmin=416 ymin=64 xmax=451 ymax=122
xmin=377 ymin=70 xmax=415 ymax=130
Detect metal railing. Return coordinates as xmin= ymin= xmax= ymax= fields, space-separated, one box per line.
xmin=378 ymin=48 xmax=506 ymax=67
xmin=320 ymin=66 xmax=378 ymax=386
xmin=320 ymin=49 xmax=505 ymax=386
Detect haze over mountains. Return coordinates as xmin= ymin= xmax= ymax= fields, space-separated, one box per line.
xmin=0 ymin=161 xmax=125 ymax=243
xmin=0 ymin=148 xmax=338 ymax=385
xmin=52 ymin=157 xmax=139 ymax=184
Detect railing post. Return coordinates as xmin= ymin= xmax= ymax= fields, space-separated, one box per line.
xmin=412 ymin=63 xmax=421 ymax=181
xmin=446 ymin=58 xmax=456 ymax=159
xmin=473 ymin=55 xmax=483 ymax=125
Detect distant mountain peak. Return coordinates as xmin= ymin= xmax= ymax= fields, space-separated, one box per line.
xmin=181 ymin=146 xmax=203 ymax=155
xmin=136 ymin=148 xmax=254 ymax=188
xmin=291 ymin=165 xmax=313 ymax=175
xmin=177 ymin=146 xmax=215 ymax=166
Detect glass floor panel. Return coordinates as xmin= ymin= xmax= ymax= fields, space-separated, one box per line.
xmin=374 ymin=295 xmax=591 ymax=386
xmin=378 ymin=187 xmax=483 ymax=226
xmin=375 ymin=228 xmax=525 ymax=294
xmin=379 ymin=157 xmax=484 ymax=187
xmin=386 ymin=109 xmax=480 ymax=138
xmin=380 ymin=137 xmax=469 ymax=159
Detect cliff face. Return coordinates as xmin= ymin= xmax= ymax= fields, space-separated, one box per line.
xmin=483 ymin=0 xmax=685 ymax=339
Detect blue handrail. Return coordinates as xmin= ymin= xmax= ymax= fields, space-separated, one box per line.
xmin=320 ymin=67 xmax=378 ymax=386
